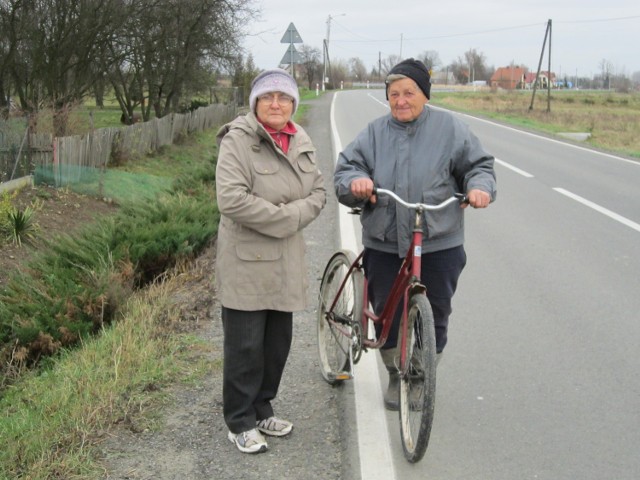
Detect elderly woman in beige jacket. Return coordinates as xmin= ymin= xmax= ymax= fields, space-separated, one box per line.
xmin=215 ymin=68 xmax=326 ymax=454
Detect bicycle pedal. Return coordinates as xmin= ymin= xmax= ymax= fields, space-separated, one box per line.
xmin=332 ymin=371 xmax=353 ymax=381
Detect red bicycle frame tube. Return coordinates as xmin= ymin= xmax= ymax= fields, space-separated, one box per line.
xmin=361 ymin=209 xmax=427 ymax=360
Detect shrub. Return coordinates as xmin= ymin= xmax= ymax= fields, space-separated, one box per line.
xmin=0 ymin=189 xmax=217 ymax=372
xmin=6 ymin=206 xmax=38 ymax=246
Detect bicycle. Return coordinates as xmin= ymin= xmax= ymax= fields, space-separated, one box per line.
xmin=317 ymin=187 xmax=467 ymax=463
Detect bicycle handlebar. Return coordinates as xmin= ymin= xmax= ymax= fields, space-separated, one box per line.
xmin=373 ymin=188 xmax=468 ymax=210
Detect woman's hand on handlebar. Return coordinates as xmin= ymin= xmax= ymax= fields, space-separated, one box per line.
xmin=350 ymin=178 xmax=377 ymax=204
xmin=464 ymin=189 xmax=491 ymax=209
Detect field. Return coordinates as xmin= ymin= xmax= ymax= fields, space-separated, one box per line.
xmin=430 ymin=89 xmax=640 ymax=159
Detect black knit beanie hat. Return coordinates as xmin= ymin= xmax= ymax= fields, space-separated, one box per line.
xmin=385 ymin=58 xmax=431 ymax=100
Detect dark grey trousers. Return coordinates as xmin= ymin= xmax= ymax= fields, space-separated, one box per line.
xmin=221 ymin=307 xmax=293 ymax=434
xmin=362 ymin=246 xmax=467 ymax=353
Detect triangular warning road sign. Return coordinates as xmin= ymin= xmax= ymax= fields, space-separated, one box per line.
xmin=280 ymin=46 xmax=302 ymax=65
xmin=280 ymin=23 xmax=303 ymax=44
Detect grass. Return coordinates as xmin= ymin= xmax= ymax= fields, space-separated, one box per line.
xmin=429 ymin=89 xmax=640 ymax=158
xmin=0 ymin=273 xmax=212 ymax=479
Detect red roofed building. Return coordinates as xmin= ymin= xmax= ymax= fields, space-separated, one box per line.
xmin=490 ymin=66 xmax=527 ymax=90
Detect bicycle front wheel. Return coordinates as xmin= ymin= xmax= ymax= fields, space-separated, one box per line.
xmin=317 ymin=250 xmax=364 ymax=384
xmin=399 ymin=293 xmax=436 ymax=463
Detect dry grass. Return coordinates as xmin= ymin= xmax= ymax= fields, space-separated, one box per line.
xmin=430 ymin=89 xmax=640 ymax=158
xmin=0 ymin=269 xmax=211 ymax=479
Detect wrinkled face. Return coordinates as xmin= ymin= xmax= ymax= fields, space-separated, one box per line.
xmin=255 ymin=91 xmax=294 ymax=130
xmin=387 ymin=78 xmax=428 ymax=122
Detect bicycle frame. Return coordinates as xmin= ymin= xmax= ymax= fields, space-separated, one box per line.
xmin=360 ymin=206 xmax=424 ymax=351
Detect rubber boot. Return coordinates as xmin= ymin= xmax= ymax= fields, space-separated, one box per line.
xmin=380 ymin=348 xmax=400 ymax=411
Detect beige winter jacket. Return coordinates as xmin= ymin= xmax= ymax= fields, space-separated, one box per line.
xmin=215 ymin=112 xmax=326 ymax=312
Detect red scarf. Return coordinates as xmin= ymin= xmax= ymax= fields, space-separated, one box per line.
xmin=259 ymin=121 xmax=297 ymax=154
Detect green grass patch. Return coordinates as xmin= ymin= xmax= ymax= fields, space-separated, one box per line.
xmin=76 ymin=105 xmax=124 ymax=131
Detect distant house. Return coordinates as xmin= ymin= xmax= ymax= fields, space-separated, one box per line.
xmin=523 ymin=71 xmax=557 ymax=89
xmin=490 ymin=66 xmax=527 ymax=90
xmin=431 ymin=70 xmax=456 ymax=85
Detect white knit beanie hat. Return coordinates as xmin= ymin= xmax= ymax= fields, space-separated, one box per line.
xmin=249 ymin=68 xmax=299 ymax=114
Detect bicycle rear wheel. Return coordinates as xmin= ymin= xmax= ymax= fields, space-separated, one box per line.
xmin=317 ymin=250 xmax=364 ymax=384
xmin=399 ymin=293 xmax=436 ymax=463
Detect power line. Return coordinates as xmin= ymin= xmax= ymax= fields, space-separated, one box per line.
xmin=556 ymin=14 xmax=640 ymax=24
xmin=332 ymin=15 xmax=640 ymax=45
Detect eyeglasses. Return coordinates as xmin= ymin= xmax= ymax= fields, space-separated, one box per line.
xmin=257 ymin=93 xmax=294 ymax=106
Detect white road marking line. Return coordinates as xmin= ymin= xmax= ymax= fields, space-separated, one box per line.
xmin=494 ymin=158 xmax=534 ymax=178
xmin=554 ymin=188 xmax=640 ymax=233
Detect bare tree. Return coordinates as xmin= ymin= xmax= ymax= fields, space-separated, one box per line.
xmin=417 ymin=51 xmax=441 ymax=72
xmin=0 ymin=1 xmax=11 ymax=118
xmin=329 ymin=59 xmax=349 ymax=89
xmin=449 ymin=48 xmax=489 ymax=84
xmin=463 ymin=48 xmax=488 ymax=83
xmin=298 ymin=44 xmax=321 ymax=89
xmin=133 ymin=0 xmax=253 ymax=119
xmin=448 ymin=58 xmax=468 ymax=84
xmin=379 ymin=54 xmax=403 ymax=77
xmin=348 ymin=57 xmax=368 ymax=82
xmin=598 ymin=59 xmax=614 ymax=89
xmin=0 ymin=0 xmax=256 ymax=131
xmin=4 ymin=0 xmax=124 ymax=135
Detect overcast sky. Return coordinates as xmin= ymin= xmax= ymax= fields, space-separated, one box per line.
xmin=243 ymin=1 xmax=640 ymax=79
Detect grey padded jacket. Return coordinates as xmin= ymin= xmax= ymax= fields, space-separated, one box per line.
xmin=334 ymin=106 xmax=496 ymax=256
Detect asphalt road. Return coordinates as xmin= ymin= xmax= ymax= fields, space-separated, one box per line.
xmin=330 ymin=88 xmax=640 ymax=480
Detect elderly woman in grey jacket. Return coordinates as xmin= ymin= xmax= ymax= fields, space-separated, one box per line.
xmin=216 ymin=68 xmax=326 ymax=454
xmin=334 ymin=58 xmax=496 ymax=411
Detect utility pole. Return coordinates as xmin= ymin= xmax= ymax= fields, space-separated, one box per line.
xmin=529 ymin=19 xmax=552 ymax=112
xmin=322 ymin=13 xmax=345 ymax=91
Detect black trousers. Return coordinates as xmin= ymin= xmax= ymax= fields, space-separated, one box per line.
xmin=221 ymin=307 xmax=293 ymax=434
xmin=362 ymin=246 xmax=467 ymax=353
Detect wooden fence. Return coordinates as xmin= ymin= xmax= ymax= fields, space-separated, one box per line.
xmin=1 ymin=103 xmax=237 ymax=187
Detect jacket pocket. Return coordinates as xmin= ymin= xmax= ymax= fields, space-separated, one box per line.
xmin=361 ymin=195 xmax=392 ymax=241
xmin=422 ymin=185 xmax=463 ymax=239
xmin=297 ymin=152 xmax=317 ymax=173
xmin=234 ymin=240 xmax=284 ymax=294
xmin=251 ymin=156 xmax=280 ymax=175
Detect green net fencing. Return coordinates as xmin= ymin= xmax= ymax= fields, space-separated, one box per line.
xmin=33 ymin=164 xmax=173 ymax=204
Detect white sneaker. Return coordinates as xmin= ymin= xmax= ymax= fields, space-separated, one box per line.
xmin=256 ymin=416 xmax=293 ymax=437
xmin=227 ymin=428 xmax=268 ymax=453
